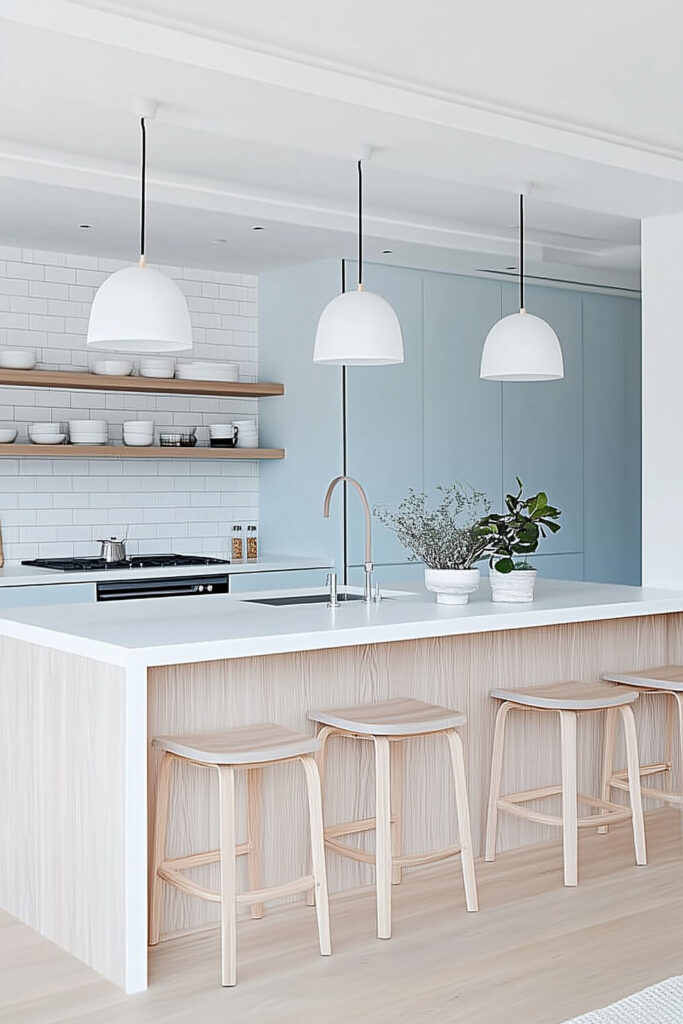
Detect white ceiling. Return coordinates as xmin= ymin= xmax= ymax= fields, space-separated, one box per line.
xmin=2 ymin=0 xmax=682 ymax=288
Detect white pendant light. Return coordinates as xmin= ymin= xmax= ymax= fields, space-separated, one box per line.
xmin=314 ymin=155 xmax=403 ymax=365
xmin=87 ymin=100 xmax=192 ymax=353
xmin=480 ymin=194 xmax=563 ymax=382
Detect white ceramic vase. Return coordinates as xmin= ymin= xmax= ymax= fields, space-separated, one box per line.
xmin=489 ymin=568 xmax=537 ymax=603
xmin=424 ymin=567 xmax=480 ymax=605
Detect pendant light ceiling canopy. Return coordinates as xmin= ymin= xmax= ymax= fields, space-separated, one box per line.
xmin=480 ymin=194 xmax=563 ymax=382
xmin=87 ymin=99 xmax=192 ymax=354
xmin=314 ymin=152 xmax=403 ymax=366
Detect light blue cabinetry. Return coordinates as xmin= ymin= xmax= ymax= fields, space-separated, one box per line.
xmin=0 ymin=583 xmax=96 ymax=609
xmin=229 ymin=569 xmax=330 ymax=593
xmin=259 ymin=259 xmax=641 ymax=586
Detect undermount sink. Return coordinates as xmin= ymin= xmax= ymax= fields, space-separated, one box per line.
xmin=244 ymin=592 xmax=367 ymax=607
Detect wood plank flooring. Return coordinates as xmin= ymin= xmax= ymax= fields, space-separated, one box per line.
xmin=2 ymin=809 xmax=682 ymax=1024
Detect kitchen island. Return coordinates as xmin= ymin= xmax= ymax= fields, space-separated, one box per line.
xmin=2 ymin=577 xmax=683 ymax=993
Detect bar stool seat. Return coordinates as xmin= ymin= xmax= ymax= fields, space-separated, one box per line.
xmin=485 ymin=682 xmax=646 ymax=886
xmin=601 ymin=666 xmax=683 ymax=809
xmin=149 ymin=722 xmax=330 ymax=987
xmin=308 ymin=697 xmax=478 ymax=940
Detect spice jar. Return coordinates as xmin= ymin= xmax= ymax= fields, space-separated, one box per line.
xmin=247 ymin=524 xmax=258 ymax=561
xmin=231 ymin=524 xmax=244 ymax=561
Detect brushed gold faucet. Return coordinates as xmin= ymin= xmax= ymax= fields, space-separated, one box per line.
xmin=323 ymin=475 xmax=373 ymax=603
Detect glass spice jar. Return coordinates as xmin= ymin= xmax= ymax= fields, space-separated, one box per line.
xmin=231 ymin=524 xmax=244 ymax=561
xmin=246 ymin=524 xmax=258 ymax=561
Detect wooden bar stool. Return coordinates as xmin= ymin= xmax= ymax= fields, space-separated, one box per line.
xmin=485 ymin=682 xmax=647 ymax=886
xmin=601 ymin=666 xmax=683 ymax=811
xmin=149 ymin=723 xmax=331 ymax=987
xmin=307 ymin=697 xmax=478 ymax=940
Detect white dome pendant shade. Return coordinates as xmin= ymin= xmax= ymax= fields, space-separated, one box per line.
xmin=314 ymin=157 xmax=403 ymax=365
xmin=87 ymin=102 xmax=192 ymax=354
xmin=480 ymin=194 xmax=563 ymax=382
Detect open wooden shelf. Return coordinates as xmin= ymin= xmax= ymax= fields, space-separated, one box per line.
xmin=2 ymin=445 xmax=285 ymax=460
xmin=0 ymin=368 xmax=284 ymax=398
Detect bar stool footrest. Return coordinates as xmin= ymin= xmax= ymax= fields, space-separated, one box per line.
xmin=610 ymin=765 xmax=683 ymax=806
xmin=158 ymin=859 xmax=314 ymax=907
xmin=497 ymin=785 xmax=633 ymax=829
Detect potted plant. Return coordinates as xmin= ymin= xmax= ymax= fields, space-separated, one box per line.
xmin=478 ymin=478 xmax=561 ymax=602
xmin=374 ymin=483 xmax=491 ymax=604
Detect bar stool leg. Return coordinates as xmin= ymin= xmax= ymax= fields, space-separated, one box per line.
xmin=217 ymin=765 xmax=237 ymax=987
xmin=247 ymin=767 xmax=263 ymax=919
xmin=299 ymin=755 xmax=331 ymax=956
xmin=149 ymin=751 xmax=174 ymax=946
xmin=560 ymin=710 xmax=578 ymax=887
xmin=373 ymin=735 xmax=392 ymax=939
xmin=619 ymin=704 xmax=647 ymax=866
xmin=485 ymin=701 xmax=513 ymax=862
xmin=307 ymin=725 xmax=334 ymax=907
xmin=446 ymin=729 xmax=478 ymax=912
xmin=390 ymin=740 xmax=403 ymax=886
xmin=598 ymin=707 xmax=618 ymax=835
xmin=673 ymin=693 xmax=683 ymax=796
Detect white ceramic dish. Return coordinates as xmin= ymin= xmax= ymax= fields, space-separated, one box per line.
xmin=0 ymin=428 xmax=17 ymax=443
xmin=176 ymin=361 xmax=239 ymax=382
xmin=69 ymin=419 xmax=108 ymax=431
xmin=139 ymin=358 xmax=175 ymax=378
xmin=29 ymin=433 xmax=67 ymax=445
xmin=123 ymin=437 xmax=154 ymax=447
xmin=123 ymin=421 xmax=154 ymax=432
xmin=29 ymin=422 xmax=62 ymax=433
xmin=0 ymin=350 xmax=36 ymax=370
xmin=92 ymin=359 xmax=134 ymax=376
xmin=208 ymin=423 xmax=237 ymax=437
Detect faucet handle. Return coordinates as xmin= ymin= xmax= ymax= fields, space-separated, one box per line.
xmin=326 ymin=571 xmax=339 ymax=608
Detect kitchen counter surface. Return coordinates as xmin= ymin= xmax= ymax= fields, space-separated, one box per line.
xmin=0 ymin=553 xmax=331 ymax=587
xmin=1 ymin=576 xmax=683 ymax=668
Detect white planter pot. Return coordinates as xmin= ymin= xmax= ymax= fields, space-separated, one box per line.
xmin=424 ymin=567 xmax=480 ymax=605
xmin=489 ymin=568 xmax=537 ymax=603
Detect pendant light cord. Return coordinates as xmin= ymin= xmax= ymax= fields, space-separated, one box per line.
xmin=139 ymin=116 xmax=147 ymax=267
xmin=357 ymin=159 xmax=363 ymax=290
xmin=519 ymin=192 xmax=524 ymax=311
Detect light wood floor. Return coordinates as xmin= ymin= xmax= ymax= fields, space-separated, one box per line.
xmin=2 ymin=809 xmax=683 ymax=1024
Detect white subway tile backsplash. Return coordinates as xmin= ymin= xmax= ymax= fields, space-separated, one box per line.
xmin=0 ymin=247 xmax=258 ymax=561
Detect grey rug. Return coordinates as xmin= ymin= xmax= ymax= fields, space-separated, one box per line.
xmin=563 ymin=977 xmax=683 ymax=1023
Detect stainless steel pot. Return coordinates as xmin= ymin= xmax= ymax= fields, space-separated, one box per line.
xmin=98 ymin=536 xmax=127 ymax=563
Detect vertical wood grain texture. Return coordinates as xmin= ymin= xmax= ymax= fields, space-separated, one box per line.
xmin=0 ymin=636 xmax=127 ymax=987
xmin=149 ymin=612 xmax=681 ymax=939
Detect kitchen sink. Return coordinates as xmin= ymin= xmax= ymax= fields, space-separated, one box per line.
xmin=244 ymin=592 xmax=368 ymax=607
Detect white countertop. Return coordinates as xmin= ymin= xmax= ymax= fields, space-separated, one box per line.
xmin=1 ymin=577 xmax=682 ymax=670
xmin=0 ymin=554 xmax=331 ymax=587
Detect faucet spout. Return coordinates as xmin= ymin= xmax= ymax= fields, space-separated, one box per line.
xmin=323 ymin=475 xmax=374 ymax=602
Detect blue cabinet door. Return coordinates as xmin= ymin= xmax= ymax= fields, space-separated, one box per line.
xmin=583 ymin=293 xmax=641 ymax=584
xmin=501 ymin=282 xmax=584 ymax=561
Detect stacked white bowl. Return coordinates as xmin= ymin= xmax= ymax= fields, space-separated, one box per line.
xmin=29 ymin=422 xmax=66 ymax=445
xmin=0 ymin=349 xmax=36 ymax=369
xmin=123 ymin=420 xmax=155 ymax=447
xmin=234 ymin=419 xmax=258 ymax=448
xmin=68 ymin=419 xmax=109 ymax=445
xmin=92 ymin=358 xmax=134 ymax=376
xmin=176 ymin=360 xmax=239 ymax=382
xmin=140 ymin=357 xmax=175 ymax=379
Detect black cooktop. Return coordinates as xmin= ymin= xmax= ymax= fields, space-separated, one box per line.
xmin=22 ymin=554 xmax=231 ymax=572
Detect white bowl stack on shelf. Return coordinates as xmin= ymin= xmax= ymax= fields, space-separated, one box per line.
xmin=123 ymin=421 xmax=155 ymax=447
xmin=0 ymin=349 xmax=36 ymax=369
xmin=29 ymin=422 xmax=66 ymax=445
xmin=92 ymin=359 xmax=134 ymax=376
xmin=176 ymin=361 xmax=239 ymax=382
xmin=140 ymin=357 xmax=175 ymax=379
xmin=234 ymin=419 xmax=258 ymax=448
xmin=0 ymin=428 xmax=18 ymax=444
xmin=68 ymin=419 xmax=109 ymax=446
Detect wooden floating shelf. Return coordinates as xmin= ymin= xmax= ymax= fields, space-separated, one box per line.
xmin=0 ymin=368 xmax=284 ymax=399
xmin=1 ymin=445 xmax=285 ymax=460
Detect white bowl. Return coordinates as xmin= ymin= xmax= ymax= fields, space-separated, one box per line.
xmin=69 ymin=419 xmax=108 ymax=431
xmin=123 ymin=436 xmax=154 ymax=447
xmin=123 ymin=421 xmax=154 ymax=432
xmin=0 ymin=349 xmax=36 ymax=370
xmin=139 ymin=358 xmax=175 ymax=378
xmin=92 ymin=359 xmax=134 ymax=376
xmin=176 ymin=361 xmax=239 ymax=382
xmin=29 ymin=433 xmax=67 ymax=445
xmin=29 ymin=422 xmax=62 ymax=433
xmin=208 ymin=423 xmax=237 ymax=437
xmin=0 ymin=428 xmax=17 ymax=443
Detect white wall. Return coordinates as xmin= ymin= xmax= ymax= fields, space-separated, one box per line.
xmin=641 ymin=213 xmax=683 ymax=587
xmin=0 ymin=246 xmax=258 ymax=562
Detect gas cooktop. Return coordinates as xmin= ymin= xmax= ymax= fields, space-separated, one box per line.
xmin=22 ymin=554 xmax=231 ymax=572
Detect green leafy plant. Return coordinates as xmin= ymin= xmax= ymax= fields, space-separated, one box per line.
xmin=374 ymin=484 xmax=491 ymax=570
xmin=478 ymin=478 xmax=561 ymax=573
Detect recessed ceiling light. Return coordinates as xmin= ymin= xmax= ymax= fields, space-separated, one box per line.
xmin=79 ymin=223 xmax=92 ymax=229
xmin=252 ymin=225 xmax=265 ymax=231
xmin=210 ymin=238 xmax=229 ymax=244
xmin=381 ymin=249 xmax=393 ymax=254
